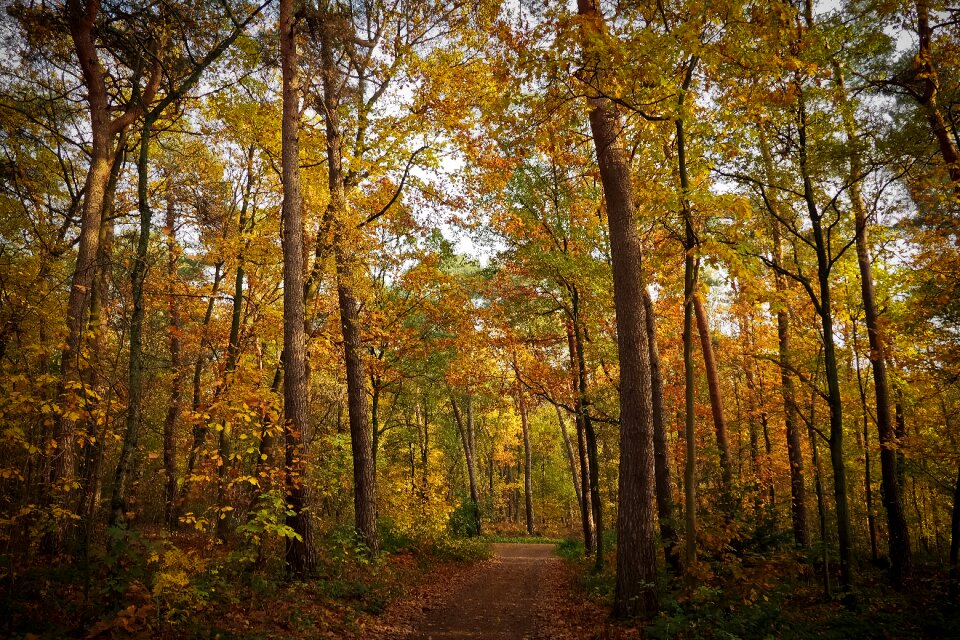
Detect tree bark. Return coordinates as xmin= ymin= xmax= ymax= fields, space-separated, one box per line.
xmin=554 ymin=404 xmax=583 ymax=516
xmin=758 ymin=128 xmax=808 ymax=547
xmin=451 ymin=395 xmax=481 ymax=536
xmin=577 ymin=0 xmax=658 ymax=616
xmin=280 ymin=0 xmax=316 ymax=576
xmin=566 ymin=319 xmax=594 ymax=553
xmin=163 ymin=195 xmax=184 ymax=529
xmin=642 ymin=288 xmax=681 ymax=574
xmin=694 ymin=294 xmax=734 ymax=499
xmin=519 ymin=394 xmax=534 ymax=536
xmin=836 ymin=66 xmax=911 ymax=588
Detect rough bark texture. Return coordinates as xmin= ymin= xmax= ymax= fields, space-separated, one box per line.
xmin=280 ymin=0 xmax=317 ymax=576
xmin=577 ymin=0 xmax=658 ymax=617
xmin=642 ymin=288 xmax=681 ymax=574
xmin=572 ymin=302 xmax=603 ymax=572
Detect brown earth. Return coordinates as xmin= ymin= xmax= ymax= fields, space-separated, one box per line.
xmin=363 ymin=543 xmax=619 ymax=640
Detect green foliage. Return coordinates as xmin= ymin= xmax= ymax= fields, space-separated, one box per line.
xmin=232 ymin=490 xmax=302 ymax=567
xmin=448 ymin=499 xmax=481 ymax=538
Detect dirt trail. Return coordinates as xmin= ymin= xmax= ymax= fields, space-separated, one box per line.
xmin=405 ymin=543 xmax=559 ymax=640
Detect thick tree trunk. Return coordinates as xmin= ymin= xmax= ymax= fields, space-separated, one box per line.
xmin=279 ymin=0 xmax=316 ymax=576
xmin=519 ymin=395 xmax=534 ymax=536
xmin=759 ymin=129 xmax=808 ymax=548
xmin=642 ymin=288 xmax=681 ymax=574
xmin=316 ymin=6 xmax=379 ymax=558
xmin=694 ymin=295 xmax=733 ymax=499
xmin=577 ymin=0 xmax=658 ymax=616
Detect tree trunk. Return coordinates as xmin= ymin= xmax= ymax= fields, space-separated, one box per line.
xmin=577 ymin=0 xmax=658 ymax=616
xmin=279 ymin=0 xmax=316 ymax=576
xmin=555 ymin=404 xmax=583 ymax=515
xmin=316 ymin=6 xmax=379 ymax=558
xmin=163 ymin=195 xmax=184 ymax=530
xmin=759 ymin=129 xmax=808 ymax=548
xmin=451 ymin=395 xmax=481 ymax=536
xmin=566 ymin=320 xmax=594 ymax=553
xmin=572 ymin=295 xmax=603 ymax=571
xmin=950 ymin=463 xmax=960 ymax=599
xmin=799 ymin=91 xmax=854 ymax=599
xmin=642 ymin=288 xmax=681 ymax=574
xmin=694 ymin=294 xmax=734 ymax=500
xmin=519 ymin=394 xmax=534 ymax=536
xmin=109 ymin=118 xmax=156 ymax=528
xmin=835 ymin=66 xmax=911 ymax=587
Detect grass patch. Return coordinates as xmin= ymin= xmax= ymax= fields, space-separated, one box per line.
xmin=481 ymin=534 xmax=563 ymax=544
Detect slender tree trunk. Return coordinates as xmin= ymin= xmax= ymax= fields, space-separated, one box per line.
xmin=854 ymin=329 xmax=879 ymax=563
xmin=572 ymin=296 xmax=603 ymax=571
xmin=451 ymin=395 xmax=481 ymax=536
xmin=643 ymin=288 xmax=681 ymax=574
xmin=109 ymin=117 xmax=156 ymax=528
xmin=566 ymin=319 xmax=594 ymax=553
xmin=808 ymin=384 xmax=831 ymax=599
xmin=694 ymin=295 xmax=733 ymax=499
xmin=555 ymin=404 xmax=583 ymax=513
xmin=759 ymin=129 xmax=808 ymax=547
xmin=798 ymin=91 xmax=854 ymax=599
xmin=519 ymin=394 xmax=534 ymax=536
xmin=577 ymin=0 xmax=658 ymax=616
xmin=950 ymin=463 xmax=960 ymax=599
xmin=835 ymin=67 xmax=911 ymax=587
xmin=163 ymin=195 xmax=184 ymax=529
xmin=280 ymin=0 xmax=316 ymax=576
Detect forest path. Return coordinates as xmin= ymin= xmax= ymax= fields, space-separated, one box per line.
xmin=366 ymin=542 xmax=590 ymax=640
xmin=408 ymin=543 xmax=557 ymax=640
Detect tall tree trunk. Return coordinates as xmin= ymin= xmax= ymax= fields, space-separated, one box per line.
xmin=566 ymin=320 xmax=595 ymax=553
xmin=853 ymin=324 xmax=879 ymax=563
xmin=317 ymin=7 xmax=380 ymax=558
xmin=52 ymin=0 xmax=125 ymax=547
xmin=572 ymin=293 xmax=603 ymax=571
xmin=950 ymin=463 xmax=960 ymax=600
xmin=643 ymin=288 xmax=681 ymax=574
xmin=694 ymin=295 xmax=733 ymax=499
xmin=798 ymin=90 xmax=854 ymax=599
xmin=279 ymin=0 xmax=316 ymax=576
xmin=759 ymin=128 xmax=808 ymax=547
xmin=519 ymin=394 xmax=534 ymax=536
xmin=163 ymin=195 xmax=184 ymax=529
xmin=577 ymin=0 xmax=658 ymax=616
xmin=109 ymin=117 xmax=157 ymax=528
xmin=555 ymin=404 xmax=583 ymax=515
xmin=451 ymin=395 xmax=481 ymax=536
xmin=912 ymin=0 xmax=960 ymax=194
xmin=835 ymin=67 xmax=911 ymax=588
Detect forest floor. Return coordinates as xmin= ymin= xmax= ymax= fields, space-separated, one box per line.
xmin=363 ymin=542 xmax=621 ymax=640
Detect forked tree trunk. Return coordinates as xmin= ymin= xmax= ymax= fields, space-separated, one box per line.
xmin=451 ymin=395 xmax=481 ymax=536
xmin=577 ymin=0 xmax=658 ymax=616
